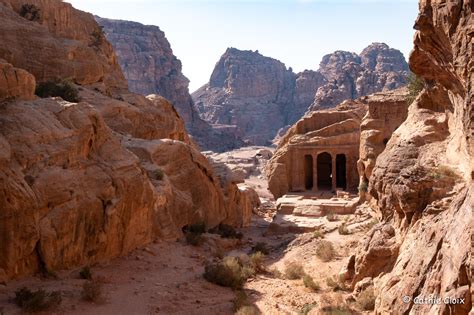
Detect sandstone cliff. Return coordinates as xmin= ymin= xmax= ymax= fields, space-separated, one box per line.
xmin=194 ymin=44 xmax=408 ymax=146
xmin=347 ymin=1 xmax=473 ymax=314
xmin=0 ymin=0 xmax=258 ymax=281
xmin=96 ymin=17 xmax=245 ymax=152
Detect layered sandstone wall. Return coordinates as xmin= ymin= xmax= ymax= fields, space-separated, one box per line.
xmin=0 ymin=0 xmax=258 ymax=281
xmin=347 ymin=1 xmax=473 ymax=314
xmin=357 ymin=88 xmax=409 ymax=198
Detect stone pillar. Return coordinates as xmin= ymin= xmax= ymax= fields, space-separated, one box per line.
xmin=313 ymin=153 xmax=318 ymax=192
xmin=331 ymin=153 xmax=336 ymax=192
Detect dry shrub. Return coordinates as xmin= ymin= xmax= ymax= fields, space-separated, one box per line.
xmin=326 ymin=213 xmax=338 ymax=222
xmin=338 ymin=223 xmax=350 ymax=235
xmin=428 ymin=165 xmax=461 ymax=181
xmin=81 ymin=280 xmax=104 ymax=303
xmin=269 ymin=267 xmax=284 ymax=279
xmin=204 ymin=256 xmax=247 ymax=289
xmin=236 ymin=305 xmax=261 ymax=315
xmin=250 ymin=242 xmax=270 ymax=255
xmin=313 ymin=228 xmax=324 ymax=239
xmin=320 ymin=293 xmax=352 ymax=314
xmin=316 ymin=240 xmax=335 ymax=262
xmin=249 ymin=252 xmax=266 ymax=273
xmin=300 ymin=303 xmax=317 ymax=315
xmin=284 ymin=262 xmax=305 ymax=280
xmin=14 ymin=287 xmax=61 ymax=312
xmin=303 ymin=274 xmax=320 ymax=292
xmin=325 ymin=276 xmax=349 ymax=292
xmin=357 ymin=285 xmax=375 ymax=311
xmin=184 ymin=223 xmax=206 ymax=246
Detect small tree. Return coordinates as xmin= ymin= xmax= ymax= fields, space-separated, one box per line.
xmin=406 ymin=73 xmax=425 ymax=105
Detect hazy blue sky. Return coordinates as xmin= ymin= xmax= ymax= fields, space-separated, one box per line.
xmin=68 ymin=0 xmax=419 ymax=91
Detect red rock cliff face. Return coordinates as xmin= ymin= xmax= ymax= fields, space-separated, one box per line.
xmin=96 ymin=17 xmax=246 ymax=152
xmin=348 ymin=1 xmax=473 ymax=314
xmin=0 ymin=0 xmax=258 ymax=281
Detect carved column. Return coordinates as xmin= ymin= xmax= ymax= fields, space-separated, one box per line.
xmin=313 ymin=153 xmax=318 ymax=192
xmin=331 ymin=153 xmax=336 ymax=192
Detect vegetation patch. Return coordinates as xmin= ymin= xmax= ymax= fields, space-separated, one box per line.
xmin=209 ymin=224 xmax=243 ymax=239
xmin=406 ymin=73 xmax=425 ymax=105
xmin=312 ymin=228 xmax=324 ymax=239
xmin=358 ymin=180 xmax=368 ymax=193
xmin=303 ymin=274 xmax=320 ymax=292
xmin=79 ymin=266 xmax=93 ymax=280
xmin=233 ymin=291 xmax=261 ymax=314
xmin=284 ymin=261 xmax=305 ymax=280
xmin=337 ymin=223 xmax=350 ymax=235
xmin=90 ymin=26 xmax=105 ymax=48
xmin=326 ymin=213 xmax=338 ymax=222
xmin=325 ymin=276 xmax=350 ymax=292
xmin=14 ymin=287 xmax=61 ymax=312
xmin=428 ymin=165 xmax=461 ymax=181
xmin=357 ymin=285 xmax=376 ymax=311
xmin=183 ymin=222 xmax=206 ymax=246
xmin=20 ymin=4 xmax=41 ymax=21
xmin=299 ymin=303 xmax=317 ymax=315
xmin=250 ymin=242 xmax=270 ymax=255
xmin=316 ymin=240 xmax=335 ymax=262
xmin=150 ymin=169 xmax=164 ymax=181
xmin=35 ymin=79 xmax=80 ymax=103
xmin=203 ymin=256 xmax=247 ymax=289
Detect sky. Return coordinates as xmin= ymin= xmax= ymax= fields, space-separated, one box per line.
xmin=67 ymin=0 xmax=419 ymax=92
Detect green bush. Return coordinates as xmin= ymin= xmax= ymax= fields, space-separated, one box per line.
xmin=20 ymin=4 xmax=41 ymax=21
xmin=406 ymin=73 xmax=425 ymax=105
xmin=250 ymin=242 xmax=270 ymax=255
xmin=185 ymin=232 xmax=204 ymax=246
xmin=316 ymin=240 xmax=335 ymax=262
xmin=14 ymin=287 xmax=61 ymax=312
xmin=303 ymin=274 xmax=320 ymax=292
xmin=210 ymin=224 xmax=243 ymax=239
xmin=79 ymin=266 xmax=92 ymax=280
xmin=313 ymin=228 xmax=324 ymax=239
xmin=284 ymin=262 xmax=305 ymax=280
xmin=35 ymin=79 xmax=80 ymax=103
xmin=358 ymin=180 xmax=368 ymax=193
xmin=150 ymin=169 xmax=164 ymax=181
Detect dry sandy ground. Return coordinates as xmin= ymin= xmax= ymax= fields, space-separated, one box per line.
xmin=0 ymin=207 xmax=374 ymax=315
xmin=0 ymin=147 xmax=373 ymax=314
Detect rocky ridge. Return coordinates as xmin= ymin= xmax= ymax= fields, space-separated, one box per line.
xmin=346 ymin=1 xmax=473 ymax=314
xmin=193 ymin=44 xmax=408 ymax=146
xmin=0 ymin=0 xmax=258 ymax=281
xmin=96 ymin=17 xmax=245 ymax=152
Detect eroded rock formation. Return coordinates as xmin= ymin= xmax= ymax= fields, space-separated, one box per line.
xmin=194 ymin=44 xmax=408 ymax=146
xmin=96 ymin=17 xmax=245 ymax=152
xmin=348 ymin=1 xmax=473 ymax=314
xmin=266 ymin=100 xmax=367 ymax=199
xmin=311 ymin=43 xmax=409 ymax=110
xmin=0 ymin=0 xmax=258 ymax=281
xmin=357 ymin=88 xmax=409 ymax=199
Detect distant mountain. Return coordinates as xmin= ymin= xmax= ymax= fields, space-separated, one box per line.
xmin=193 ymin=43 xmax=408 ymax=146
